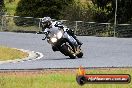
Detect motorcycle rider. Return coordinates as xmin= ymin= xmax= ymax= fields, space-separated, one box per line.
xmin=40 ymin=17 xmax=83 ymax=46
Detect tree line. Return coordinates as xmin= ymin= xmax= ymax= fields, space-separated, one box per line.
xmin=1 ymin=0 xmax=132 ymax=23
xmin=0 ymin=0 xmax=5 ymax=15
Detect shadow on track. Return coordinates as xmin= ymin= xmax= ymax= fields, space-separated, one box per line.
xmin=41 ymin=57 xmax=83 ymax=61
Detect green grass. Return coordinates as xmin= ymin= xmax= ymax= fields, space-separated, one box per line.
xmin=0 ymin=68 xmax=132 ymax=88
xmin=0 ymin=46 xmax=28 ymax=61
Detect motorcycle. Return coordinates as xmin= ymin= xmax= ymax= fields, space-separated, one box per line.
xmin=42 ymin=28 xmax=83 ymax=59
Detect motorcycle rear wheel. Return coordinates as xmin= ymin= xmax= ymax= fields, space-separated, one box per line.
xmin=76 ymin=52 xmax=83 ymax=58
xmin=60 ymin=44 xmax=76 ymax=59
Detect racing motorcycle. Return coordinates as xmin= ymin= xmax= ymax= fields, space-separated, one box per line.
xmin=42 ymin=28 xmax=83 ymax=59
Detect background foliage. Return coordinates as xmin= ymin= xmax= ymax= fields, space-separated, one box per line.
xmin=0 ymin=0 xmax=5 ymax=15
xmin=15 ymin=0 xmax=73 ymax=19
xmin=92 ymin=0 xmax=132 ymax=23
xmin=1 ymin=0 xmax=132 ymax=37
xmin=2 ymin=0 xmax=132 ymax=23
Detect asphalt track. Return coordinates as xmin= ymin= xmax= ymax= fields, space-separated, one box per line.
xmin=0 ymin=32 xmax=132 ymax=69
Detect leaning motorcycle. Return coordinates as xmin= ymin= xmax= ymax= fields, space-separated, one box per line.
xmin=42 ymin=28 xmax=83 ymax=59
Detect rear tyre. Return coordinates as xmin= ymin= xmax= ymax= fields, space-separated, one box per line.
xmin=77 ymin=52 xmax=83 ymax=58
xmin=69 ymin=53 xmax=76 ymax=59
xmin=60 ymin=44 xmax=76 ymax=59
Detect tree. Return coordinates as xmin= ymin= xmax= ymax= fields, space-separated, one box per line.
xmin=62 ymin=0 xmax=95 ymax=21
xmin=0 ymin=0 xmax=4 ymax=8
xmin=116 ymin=0 xmax=132 ymax=23
xmin=0 ymin=0 xmax=5 ymax=15
xmin=92 ymin=0 xmax=132 ymax=23
xmin=91 ymin=0 xmax=113 ymax=22
xmin=92 ymin=0 xmax=111 ymax=9
xmin=14 ymin=0 xmax=73 ymax=26
xmin=15 ymin=0 xmax=73 ymax=19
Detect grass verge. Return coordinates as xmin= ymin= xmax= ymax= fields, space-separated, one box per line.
xmin=0 ymin=46 xmax=28 ymax=61
xmin=0 ymin=68 xmax=132 ymax=88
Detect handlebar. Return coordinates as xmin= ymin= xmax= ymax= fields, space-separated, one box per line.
xmin=42 ymin=31 xmax=50 ymax=40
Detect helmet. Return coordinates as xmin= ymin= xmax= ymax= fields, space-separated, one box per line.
xmin=41 ymin=17 xmax=52 ymax=29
